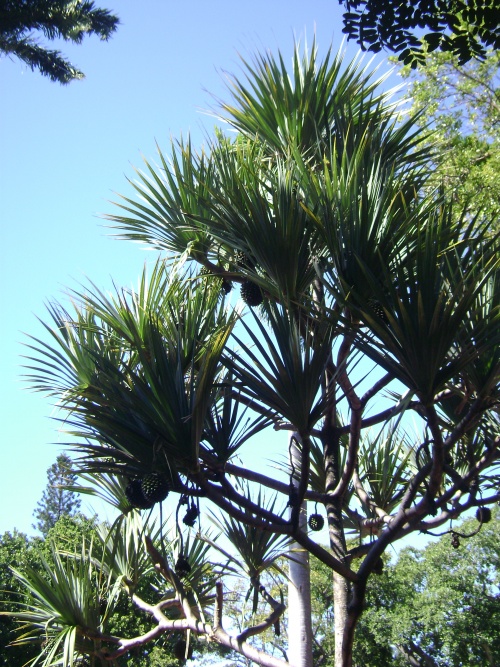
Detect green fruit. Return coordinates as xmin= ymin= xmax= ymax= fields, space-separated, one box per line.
xmin=241 ymin=280 xmax=263 ymax=307
xmin=141 ymin=473 xmax=170 ymax=504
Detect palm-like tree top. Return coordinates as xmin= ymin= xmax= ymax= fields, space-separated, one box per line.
xmin=13 ymin=41 xmax=500 ymax=667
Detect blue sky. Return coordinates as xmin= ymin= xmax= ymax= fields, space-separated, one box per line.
xmin=0 ymin=1 xmax=400 ymax=535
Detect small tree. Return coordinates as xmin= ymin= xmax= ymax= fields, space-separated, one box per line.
xmin=33 ymin=454 xmax=81 ymax=536
xmin=0 ymin=0 xmax=119 ymax=83
xmin=7 ymin=42 xmax=500 ymax=667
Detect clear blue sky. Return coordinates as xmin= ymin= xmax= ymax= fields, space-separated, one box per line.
xmin=0 ymin=1 xmax=400 ymax=535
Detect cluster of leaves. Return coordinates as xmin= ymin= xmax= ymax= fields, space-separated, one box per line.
xmin=338 ymin=0 xmax=500 ymax=66
xmin=0 ymin=0 xmax=119 ymax=83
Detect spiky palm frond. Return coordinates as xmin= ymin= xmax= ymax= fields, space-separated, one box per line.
xmin=201 ymin=370 xmax=273 ymax=463
xmin=190 ymin=138 xmax=320 ymax=304
xmin=97 ymin=511 xmax=159 ymax=594
xmin=225 ymin=302 xmax=337 ymax=434
xmin=24 ymin=262 xmax=237 ymax=477
xmin=308 ymin=433 xmax=350 ymax=494
xmin=65 ymin=470 xmax=131 ymax=514
xmin=2 ymin=542 xmax=104 ymax=667
xmin=107 ymin=137 xmax=216 ymax=260
xmin=358 ymin=425 xmax=414 ymax=513
xmin=218 ymin=40 xmax=415 ymax=160
xmin=453 ymin=267 xmax=500 ymax=403
xmin=208 ymin=491 xmax=290 ymax=580
xmin=343 ymin=206 xmax=500 ymax=401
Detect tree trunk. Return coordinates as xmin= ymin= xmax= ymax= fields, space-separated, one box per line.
xmin=322 ymin=408 xmax=350 ymax=667
xmin=333 ymin=571 xmax=350 ymax=666
xmin=288 ymin=434 xmax=313 ymax=667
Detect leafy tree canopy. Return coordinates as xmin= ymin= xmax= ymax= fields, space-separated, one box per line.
xmin=338 ymin=0 xmax=500 ymax=67
xmin=396 ymin=48 xmax=500 ymax=224
xmin=0 ymin=0 xmax=119 ymax=83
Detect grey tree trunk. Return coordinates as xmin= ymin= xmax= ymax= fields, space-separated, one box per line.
xmin=334 ymin=572 xmax=349 ymax=666
xmin=288 ymin=434 xmax=313 ymax=667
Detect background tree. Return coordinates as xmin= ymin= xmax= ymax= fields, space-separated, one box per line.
xmin=337 ymin=0 xmax=500 ymax=67
xmin=6 ymin=43 xmax=500 ymax=667
xmin=0 ymin=0 xmax=119 ymax=83
xmin=309 ymin=508 xmax=500 ymax=666
xmin=33 ymin=454 xmax=82 ymax=537
xmin=395 ymin=49 xmax=500 ymax=224
xmin=0 ymin=531 xmax=41 ymax=667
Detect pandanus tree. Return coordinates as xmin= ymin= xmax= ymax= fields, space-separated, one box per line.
xmin=6 ymin=43 xmax=500 ymax=667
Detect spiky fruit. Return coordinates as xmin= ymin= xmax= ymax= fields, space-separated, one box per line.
xmin=175 ymin=555 xmax=191 ymax=578
xmin=183 ymin=503 xmax=199 ymax=527
xmin=125 ymin=479 xmax=155 ymax=510
xmin=451 ymin=533 xmax=460 ymax=549
xmin=141 ymin=473 xmax=170 ymax=504
xmin=308 ymin=513 xmax=325 ymax=531
xmin=476 ymin=506 xmax=492 ymax=523
xmin=241 ymin=280 xmax=263 ymax=307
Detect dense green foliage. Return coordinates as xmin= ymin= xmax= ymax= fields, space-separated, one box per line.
xmin=396 ymin=49 xmax=500 ymax=226
xmin=338 ymin=0 xmax=500 ymax=67
xmin=0 ymin=531 xmax=40 ymax=667
xmin=33 ymin=454 xmax=82 ymax=537
xmin=0 ymin=0 xmax=119 ymax=83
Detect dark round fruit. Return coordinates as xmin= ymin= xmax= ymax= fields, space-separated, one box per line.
xmin=183 ymin=503 xmax=199 ymax=527
xmin=451 ymin=533 xmax=460 ymax=549
xmin=476 ymin=506 xmax=492 ymax=523
xmin=141 ymin=472 xmax=170 ymax=504
xmin=125 ymin=479 xmax=155 ymax=510
xmin=175 ymin=556 xmax=191 ymax=578
xmin=221 ymin=279 xmax=233 ymax=294
xmin=240 ymin=280 xmax=263 ymax=307
xmin=308 ymin=513 xmax=325 ymax=531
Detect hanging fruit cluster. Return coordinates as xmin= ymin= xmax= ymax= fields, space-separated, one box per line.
xmin=125 ymin=472 xmax=170 ymax=510
xmin=240 ymin=279 xmax=263 ymax=306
